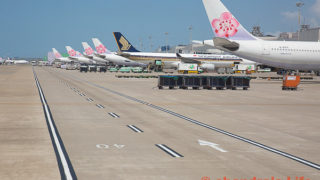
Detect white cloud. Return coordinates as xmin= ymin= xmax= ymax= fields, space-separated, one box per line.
xmin=311 ymin=0 xmax=320 ymax=17
xmin=282 ymin=11 xmax=299 ymax=20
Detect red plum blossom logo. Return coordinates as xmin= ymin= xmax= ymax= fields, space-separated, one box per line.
xmin=55 ymin=53 xmax=61 ymax=58
xmin=68 ymin=49 xmax=76 ymax=57
xmin=212 ymin=12 xmax=239 ymax=38
xmin=85 ymin=48 xmax=94 ymax=55
xmin=96 ymin=44 xmax=106 ymax=54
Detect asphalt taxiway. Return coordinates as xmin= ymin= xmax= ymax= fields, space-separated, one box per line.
xmin=1 ymin=65 xmax=319 ymax=180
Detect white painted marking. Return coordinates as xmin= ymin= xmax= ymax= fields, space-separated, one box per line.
xmin=113 ymin=144 xmax=125 ymax=149
xmin=156 ymin=144 xmax=183 ymax=158
xmin=127 ymin=125 xmax=143 ymax=133
xmin=86 ymin=98 xmax=93 ymax=102
xmin=96 ymin=104 xmax=104 ymax=109
xmin=198 ymin=140 xmax=227 ymax=153
xmin=108 ymin=112 xmax=119 ymax=118
xmin=96 ymin=144 xmax=109 ymax=149
xmin=34 ymin=77 xmax=73 ymax=180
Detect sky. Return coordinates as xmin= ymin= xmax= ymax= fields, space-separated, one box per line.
xmin=0 ymin=0 xmax=319 ymax=58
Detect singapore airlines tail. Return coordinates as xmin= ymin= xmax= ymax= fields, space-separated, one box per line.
xmin=113 ymin=32 xmax=140 ymax=52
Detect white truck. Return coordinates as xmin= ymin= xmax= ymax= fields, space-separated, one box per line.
xmin=235 ymin=64 xmax=256 ymax=71
xmin=178 ymin=63 xmax=199 ymax=74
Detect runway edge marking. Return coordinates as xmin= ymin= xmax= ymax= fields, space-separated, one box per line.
xmin=33 ymin=68 xmax=77 ymax=180
xmin=52 ymin=69 xmax=320 ymax=170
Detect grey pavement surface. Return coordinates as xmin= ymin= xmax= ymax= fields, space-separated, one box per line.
xmin=1 ymin=65 xmax=319 ymax=180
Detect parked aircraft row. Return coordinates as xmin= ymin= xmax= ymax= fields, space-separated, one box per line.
xmin=52 ymin=32 xmax=257 ymax=71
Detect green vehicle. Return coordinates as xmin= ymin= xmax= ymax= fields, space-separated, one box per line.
xmin=109 ymin=68 xmax=118 ymax=72
xmin=119 ymin=67 xmax=131 ymax=73
xmin=131 ymin=67 xmax=143 ymax=73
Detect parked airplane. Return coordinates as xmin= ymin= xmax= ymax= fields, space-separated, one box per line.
xmin=113 ymin=32 xmax=254 ymax=71
xmin=4 ymin=58 xmax=29 ymax=64
xmin=82 ymin=42 xmax=109 ymax=64
xmin=52 ymin=48 xmax=73 ymax=63
xmin=92 ymin=38 xmax=145 ymax=67
xmin=0 ymin=57 xmax=4 ymax=64
xmin=202 ymin=0 xmax=320 ymax=70
xmin=65 ymin=46 xmax=96 ymax=64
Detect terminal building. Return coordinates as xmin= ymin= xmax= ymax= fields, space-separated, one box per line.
xmin=279 ymin=25 xmax=320 ymax=42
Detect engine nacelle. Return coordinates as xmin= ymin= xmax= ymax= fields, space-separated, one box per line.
xmin=200 ymin=64 xmax=215 ymax=71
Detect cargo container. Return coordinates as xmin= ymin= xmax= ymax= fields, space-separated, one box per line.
xmin=282 ymin=75 xmax=300 ymax=90
xmin=226 ymin=76 xmax=251 ymax=90
xmin=80 ymin=66 xmax=88 ymax=72
xmin=97 ymin=66 xmax=106 ymax=72
xmin=88 ymin=65 xmax=97 ymax=72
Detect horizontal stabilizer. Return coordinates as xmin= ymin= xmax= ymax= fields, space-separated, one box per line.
xmin=116 ymin=52 xmax=131 ymax=58
xmin=176 ymin=53 xmax=201 ymax=64
xmin=213 ymin=37 xmax=239 ymax=51
xmin=94 ymin=53 xmax=106 ymax=59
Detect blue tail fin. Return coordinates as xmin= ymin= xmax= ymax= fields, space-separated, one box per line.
xmin=113 ymin=32 xmax=140 ymax=52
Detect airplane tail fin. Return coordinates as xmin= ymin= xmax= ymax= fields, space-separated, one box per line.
xmin=82 ymin=42 xmax=95 ymax=56
xmin=65 ymin=46 xmax=77 ymax=57
xmin=202 ymin=0 xmax=257 ymax=40
xmin=52 ymin=48 xmax=62 ymax=58
xmin=113 ymin=32 xmax=140 ymax=52
xmin=92 ymin=38 xmax=112 ymax=54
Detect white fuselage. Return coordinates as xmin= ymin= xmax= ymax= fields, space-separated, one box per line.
xmin=70 ymin=56 xmax=95 ymax=65
xmin=120 ymin=52 xmax=252 ymax=69
xmin=85 ymin=54 xmax=108 ymax=64
xmin=205 ymin=40 xmax=320 ymax=70
xmin=55 ymin=57 xmax=73 ymax=63
xmin=99 ymin=53 xmax=146 ymax=67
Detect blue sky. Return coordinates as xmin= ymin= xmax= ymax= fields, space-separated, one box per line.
xmin=0 ymin=0 xmax=319 ymax=57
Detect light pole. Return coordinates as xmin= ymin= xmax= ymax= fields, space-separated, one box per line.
xmin=165 ymin=32 xmax=169 ymax=53
xmin=189 ymin=25 xmax=193 ymax=53
xmin=148 ymin=36 xmax=153 ymax=52
xmin=296 ymin=1 xmax=304 ymax=40
xmin=139 ymin=38 xmax=143 ymax=51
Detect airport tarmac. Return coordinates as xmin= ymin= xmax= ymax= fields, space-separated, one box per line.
xmin=1 ymin=65 xmax=320 ymax=180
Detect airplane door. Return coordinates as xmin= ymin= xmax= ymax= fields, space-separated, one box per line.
xmin=262 ymin=44 xmax=270 ymax=56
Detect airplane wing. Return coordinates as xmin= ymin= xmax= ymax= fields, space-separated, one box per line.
xmin=176 ymin=53 xmax=201 ymax=64
xmin=213 ymin=37 xmax=239 ymax=52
